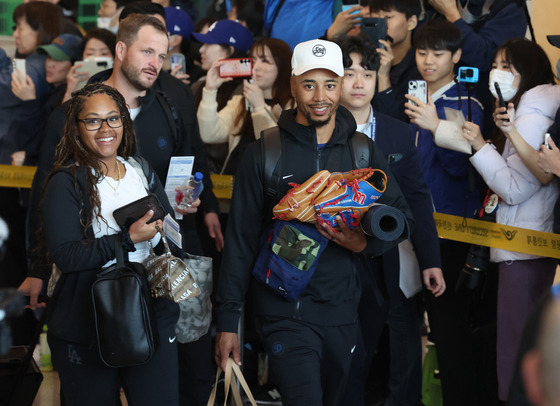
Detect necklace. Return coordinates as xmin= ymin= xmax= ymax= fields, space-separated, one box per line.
xmin=104 ymin=160 xmax=122 ymax=197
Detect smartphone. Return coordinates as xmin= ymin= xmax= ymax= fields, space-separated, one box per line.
xmin=219 ymin=58 xmax=253 ymax=78
xmin=113 ymin=194 xmax=167 ymax=229
xmin=170 ymin=53 xmax=186 ymax=75
xmin=360 ymin=17 xmax=387 ymax=50
xmin=545 ymin=133 xmax=552 ymax=150
xmin=12 ymin=58 xmax=26 ymax=78
xmin=74 ymin=57 xmax=113 ymax=90
xmin=457 ymin=67 xmax=479 ymax=84
xmin=408 ymin=80 xmax=427 ymax=106
xmin=493 ymin=82 xmax=509 ymax=123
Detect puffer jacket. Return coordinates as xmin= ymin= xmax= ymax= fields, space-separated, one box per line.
xmin=470 ymin=84 xmax=560 ymax=262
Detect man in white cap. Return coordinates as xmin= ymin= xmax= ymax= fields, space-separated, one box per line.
xmin=214 ymin=38 xmax=412 ymax=405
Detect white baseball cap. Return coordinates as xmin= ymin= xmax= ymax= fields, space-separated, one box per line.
xmin=291 ymin=39 xmax=344 ymax=77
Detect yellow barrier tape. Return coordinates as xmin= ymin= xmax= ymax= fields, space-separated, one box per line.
xmin=0 ymin=165 xmax=36 ymax=188
xmin=434 ymin=212 xmax=560 ymax=259
xmin=210 ymin=174 xmax=234 ymax=200
xmin=3 ymin=165 xmax=559 ymax=258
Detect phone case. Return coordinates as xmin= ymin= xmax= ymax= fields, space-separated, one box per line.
xmin=360 ymin=17 xmax=387 ymax=49
xmin=408 ymin=80 xmax=427 ymax=105
xmin=74 ymin=59 xmax=112 ymax=90
xmin=170 ymin=53 xmax=186 ymax=75
xmin=12 ymin=58 xmax=26 ymax=78
xmin=113 ymin=194 xmax=166 ymax=229
xmin=218 ymin=58 xmax=253 ymax=78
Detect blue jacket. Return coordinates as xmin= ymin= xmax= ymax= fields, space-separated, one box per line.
xmin=411 ymin=81 xmax=483 ymax=219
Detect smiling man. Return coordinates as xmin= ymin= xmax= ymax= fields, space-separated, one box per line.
xmin=214 ymin=39 xmax=413 ymax=406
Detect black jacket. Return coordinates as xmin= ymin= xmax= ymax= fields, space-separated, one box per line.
xmin=374 ymin=112 xmax=441 ymax=297
xmin=215 ymin=107 xmax=414 ymax=332
xmin=42 ymin=156 xmax=179 ymax=345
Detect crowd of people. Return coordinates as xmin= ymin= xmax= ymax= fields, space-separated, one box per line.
xmin=1 ymin=0 xmax=560 ymax=405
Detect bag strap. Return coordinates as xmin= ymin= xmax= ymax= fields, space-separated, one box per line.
xmin=114 ymin=234 xmax=125 ymax=268
xmin=207 ymin=358 xmax=257 ymax=406
xmin=149 ymin=225 xmax=171 ymax=256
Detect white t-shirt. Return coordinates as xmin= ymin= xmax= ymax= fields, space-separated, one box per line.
xmin=92 ymin=157 xmax=161 ymax=267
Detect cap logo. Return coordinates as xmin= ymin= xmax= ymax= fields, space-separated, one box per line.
xmin=174 ymin=24 xmax=181 ymax=32
xmin=229 ymin=36 xmax=236 ymax=44
xmin=208 ymin=21 xmax=217 ymax=32
xmin=53 ymin=38 xmax=65 ymax=46
xmin=312 ymin=44 xmax=326 ymax=57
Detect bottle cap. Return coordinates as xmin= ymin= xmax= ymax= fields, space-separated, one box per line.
xmin=194 ymin=172 xmax=204 ymax=181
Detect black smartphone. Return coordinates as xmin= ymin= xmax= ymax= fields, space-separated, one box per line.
xmin=113 ymin=194 xmax=166 ymax=229
xmin=360 ymin=17 xmax=387 ymax=49
xmin=493 ymin=82 xmax=509 ymax=123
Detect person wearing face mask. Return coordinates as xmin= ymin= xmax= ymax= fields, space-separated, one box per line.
xmin=461 ymin=38 xmax=560 ymax=402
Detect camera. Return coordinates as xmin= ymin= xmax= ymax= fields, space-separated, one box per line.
xmin=458 ymin=66 xmax=479 ymax=84
xmin=456 ymin=203 xmax=496 ymax=292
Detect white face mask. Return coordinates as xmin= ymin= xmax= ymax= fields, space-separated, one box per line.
xmin=97 ymin=17 xmax=118 ymax=34
xmin=489 ymin=69 xmax=518 ymax=102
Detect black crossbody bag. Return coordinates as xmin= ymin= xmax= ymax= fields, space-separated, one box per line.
xmin=91 ymin=235 xmax=158 ymax=367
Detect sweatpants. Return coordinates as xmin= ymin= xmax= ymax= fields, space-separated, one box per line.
xmin=256 ymin=316 xmax=358 ymax=406
xmin=48 ymin=317 xmax=179 ymax=406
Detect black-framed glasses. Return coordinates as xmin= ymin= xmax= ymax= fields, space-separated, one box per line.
xmin=77 ymin=115 xmax=124 ymax=131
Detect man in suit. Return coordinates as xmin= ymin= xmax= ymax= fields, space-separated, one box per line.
xmin=337 ymin=35 xmax=445 ymax=406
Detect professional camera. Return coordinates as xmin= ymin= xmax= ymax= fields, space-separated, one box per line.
xmin=456 ymin=193 xmax=498 ymax=292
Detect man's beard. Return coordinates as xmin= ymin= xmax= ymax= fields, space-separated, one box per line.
xmin=121 ymin=56 xmax=157 ymax=91
xmin=306 ymin=113 xmax=332 ymax=128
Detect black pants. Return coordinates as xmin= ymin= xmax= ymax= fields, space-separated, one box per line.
xmin=177 ymin=332 xmax=215 ymax=406
xmin=424 ymin=241 xmax=478 ymax=406
xmin=49 ymin=318 xmax=179 ymax=406
xmin=256 ymin=316 xmax=358 ymax=406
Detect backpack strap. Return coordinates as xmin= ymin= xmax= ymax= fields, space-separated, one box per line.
xmin=350 ymin=131 xmax=371 ymax=169
xmin=155 ymin=90 xmax=180 ymax=152
xmin=262 ymin=126 xmax=282 ymax=196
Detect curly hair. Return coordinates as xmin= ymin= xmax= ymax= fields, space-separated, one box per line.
xmin=51 ymin=83 xmax=136 ymax=233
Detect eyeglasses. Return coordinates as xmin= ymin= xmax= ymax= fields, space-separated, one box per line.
xmin=77 ymin=115 xmax=124 ymax=131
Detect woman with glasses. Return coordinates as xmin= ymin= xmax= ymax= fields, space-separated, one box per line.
xmin=40 ymin=83 xmax=194 ymax=405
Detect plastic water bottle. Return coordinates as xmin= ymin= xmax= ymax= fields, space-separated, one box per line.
xmin=176 ymin=172 xmax=204 ymax=208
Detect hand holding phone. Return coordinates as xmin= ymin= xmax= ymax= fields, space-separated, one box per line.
xmin=360 ymin=17 xmax=388 ymax=50
xmin=493 ymin=82 xmax=510 ymax=123
xmin=113 ymin=194 xmax=166 ymax=229
xmin=170 ymin=53 xmax=187 ymax=75
xmin=218 ymin=58 xmax=252 ymax=78
xmin=407 ymin=80 xmax=428 ymax=106
xmin=545 ymin=133 xmax=552 ymax=150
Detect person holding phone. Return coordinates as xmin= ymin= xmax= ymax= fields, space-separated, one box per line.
xmin=403 ymin=19 xmax=485 ymax=406
xmin=40 ymin=83 xmax=199 ymax=405
xmin=190 ymin=19 xmax=253 ymax=173
xmin=163 ymin=6 xmax=193 ymax=85
xmin=460 ymin=38 xmax=560 ymax=402
xmin=197 ymin=37 xmax=293 ymax=175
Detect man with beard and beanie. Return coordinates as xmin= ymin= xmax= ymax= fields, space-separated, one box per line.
xmin=214 ymin=38 xmax=414 ymax=406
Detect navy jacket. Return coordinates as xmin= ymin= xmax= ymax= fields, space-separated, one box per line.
xmin=373 ymin=112 xmax=441 ymax=297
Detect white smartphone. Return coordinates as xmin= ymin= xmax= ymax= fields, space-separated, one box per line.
xmin=12 ymin=58 xmax=26 ymax=78
xmin=408 ymin=80 xmax=427 ymax=106
xmin=545 ymin=133 xmax=552 ymax=149
xmin=170 ymin=53 xmax=186 ymax=75
xmin=74 ymin=57 xmax=113 ymax=90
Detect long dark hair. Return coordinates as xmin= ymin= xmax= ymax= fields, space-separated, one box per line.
xmin=232 ymin=38 xmax=294 ymax=136
xmin=491 ymin=38 xmax=556 ymax=152
xmin=50 ymin=83 xmax=136 ymax=232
